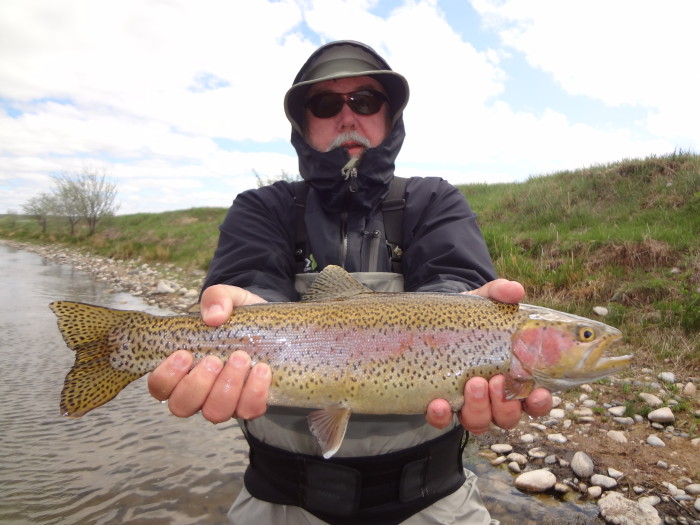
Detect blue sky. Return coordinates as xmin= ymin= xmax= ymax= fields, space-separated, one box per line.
xmin=1 ymin=0 xmax=698 ymax=214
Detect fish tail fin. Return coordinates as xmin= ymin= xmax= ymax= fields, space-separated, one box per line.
xmin=49 ymin=301 xmax=144 ymax=418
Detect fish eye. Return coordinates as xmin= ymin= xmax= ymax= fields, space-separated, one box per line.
xmin=578 ymin=326 xmax=596 ymax=342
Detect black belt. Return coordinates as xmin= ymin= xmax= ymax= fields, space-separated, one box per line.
xmin=243 ymin=425 xmax=467 ymax=525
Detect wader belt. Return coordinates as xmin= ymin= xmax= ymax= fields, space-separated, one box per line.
xmin=243 ymin=425 xmax=467 ymax=525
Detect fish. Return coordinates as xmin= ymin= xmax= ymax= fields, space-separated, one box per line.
xmin=50 ymin=265 xmax=631 ymax=458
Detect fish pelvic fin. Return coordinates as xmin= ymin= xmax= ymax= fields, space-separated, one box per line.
xmin=49 ymin=301 xmax=144 ymax=418
xmin=503 ymin=373 xmax=534 ymax=400
xmin=301 ymin=265 xmax=372 ymax=302
xmin=307 ymin=407 xmax=352 ymax=459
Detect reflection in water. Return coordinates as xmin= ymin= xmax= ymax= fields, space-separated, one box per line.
xmin=0 ymin=243 xmax=601 ymax=524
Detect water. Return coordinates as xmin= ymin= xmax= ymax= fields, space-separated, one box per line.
xmin=0 ymin=243 xmax=600 ymax=524
xmin=0 ymin=244 xmax=246 ymax=524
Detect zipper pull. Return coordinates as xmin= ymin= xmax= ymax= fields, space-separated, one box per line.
xmin=341 ymin=157 xmax=360 ymax=193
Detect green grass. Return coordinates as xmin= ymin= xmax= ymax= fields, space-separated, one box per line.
xmin=2 ymin=151 xmax=699 ymax=370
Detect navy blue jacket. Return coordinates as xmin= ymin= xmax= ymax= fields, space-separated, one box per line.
xmin=203 ymin=116 xmax=496 ymax=301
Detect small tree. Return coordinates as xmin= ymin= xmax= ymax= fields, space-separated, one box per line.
xmin=52 ymin=175 xmax=82 ymax=235
xmin=22 ymin=192 xmax=57 ymax=233
xmin=254 ymin=169 xmax=301 ymax=188
xmin=55 ymin=166 xmax=120 ymax=235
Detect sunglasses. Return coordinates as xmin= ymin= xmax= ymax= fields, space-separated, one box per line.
xmin=305 ymin=89 xmax=388 ymax=119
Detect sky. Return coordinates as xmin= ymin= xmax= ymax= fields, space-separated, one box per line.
xmin=1 ymin=0 xmax=698 ymax=215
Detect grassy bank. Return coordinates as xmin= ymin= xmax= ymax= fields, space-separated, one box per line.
xmin=2 ymin=151 xmax=698 ymax=370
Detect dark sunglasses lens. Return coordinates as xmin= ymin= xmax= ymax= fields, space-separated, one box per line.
xmin=307 ymin=93 xmax=344 ymax=118
xmin=306 ymin=90 xmax=385 ymax=118
xmin=347 ymin=91 xmax=383 ymax=115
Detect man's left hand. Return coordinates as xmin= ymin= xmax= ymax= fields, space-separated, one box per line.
xmin=424 ymin=278 xmax=553 ymax=432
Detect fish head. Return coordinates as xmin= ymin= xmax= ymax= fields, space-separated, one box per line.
xmin=505 ymin=305 xmax=631 ymax=399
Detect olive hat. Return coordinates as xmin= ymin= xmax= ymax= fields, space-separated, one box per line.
xmin=284 ymin=40 xmax=410 ymax=135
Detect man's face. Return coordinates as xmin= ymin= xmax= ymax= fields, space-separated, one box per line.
xmin=303 ymin=76 xmax=390 ymax=158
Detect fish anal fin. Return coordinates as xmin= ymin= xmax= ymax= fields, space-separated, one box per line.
xmin=307 ymin=406 xmax=352 ymax=459
xmin=301 ymin=265 xmax=372 ymax=302
xmin=503 ymin=373 xmax=534 ymax=400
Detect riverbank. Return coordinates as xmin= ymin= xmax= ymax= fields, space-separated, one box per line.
xmin=6 ymin=239 xmax=698 ymax=524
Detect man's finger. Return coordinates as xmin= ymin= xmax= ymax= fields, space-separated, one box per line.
xmin=458 ymin=377 xmax=492 ymax=434
xmin=148 ymin=350 xmax=193 ymax=401
xmin=235 ymin=363 xmax=271 ymax=420
xmin=167 ymin=356 xmax=223 ymax=418
xmin=201 ymin=351 xmax=252 ymax=423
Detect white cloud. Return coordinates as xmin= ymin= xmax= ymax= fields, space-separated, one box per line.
xmin=0 ymin=0 xmax=696 ymax=214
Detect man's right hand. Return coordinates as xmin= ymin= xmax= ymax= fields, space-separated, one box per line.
xmin=147 ymin=284 xmax=272 ymax=423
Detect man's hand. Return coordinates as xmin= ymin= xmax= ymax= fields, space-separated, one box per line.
xmin=147 ymin=284 xmax=272 ymax=423
xmin=425 ymin=278 xmax=553 ymax=432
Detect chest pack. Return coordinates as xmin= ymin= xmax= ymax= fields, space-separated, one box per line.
xmin=292 ymin=176 xmax=407 ymax=274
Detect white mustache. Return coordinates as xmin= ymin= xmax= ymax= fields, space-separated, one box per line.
xmin=327 ymin=131 xmax=371 ymax=152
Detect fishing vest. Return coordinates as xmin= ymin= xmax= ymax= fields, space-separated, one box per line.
xmin=292 ymin=176 xmax=407 ymax=275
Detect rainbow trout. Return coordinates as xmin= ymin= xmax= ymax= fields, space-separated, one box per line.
xmin=50 ymin=265 xmax=630 ymax=458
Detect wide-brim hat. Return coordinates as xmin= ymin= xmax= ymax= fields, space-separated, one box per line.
xmin=284 ymin=40 xmax=410 ymax=136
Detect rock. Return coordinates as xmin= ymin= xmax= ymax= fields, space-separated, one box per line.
xmin=574 ymin=407 xmax=593 ymax=417
xmin=588 ymin=485 xmax=602 ymax=498
xmin=682 ymin=382 xmax=696 ymax=397
xmin=490 ymin=456 xmax=506 ymax=466
xmin=549 ymin=408 xmax=566 ymax=419
xmin=647 ymin=435 xmax=665 ymax=447
xmin=551 ymin=395 xmax=561 ymax=408
xmin=639 ymin=392 xmax=664 ymax=407
xmin=607 ymin=467 xmax=624 ymax=479
xmin=656 ymin=460 xmax=668 ymax=469
xmin=648 ymin=407 xmax=675 ymax=423
xmin=657 ymin=371 xmax=676 ymax=384
xmin=593 ymin=306 xmax=609 ymax=316
xmin=544 ymin=454 xmax=557 ymax=465
xmin=608 ymin=406 xmax=627 ymax=417
xmin=528 ymin=448 xmax=547 ymax=459
xmin=598 ymin=491 xmax=661 ymax=525
xmin=490 ymin=443 xmax=513 ymax=454
xmin=506 ymin=452 xmax=528 ymax=466
xmin=607 ymin=430 xmax=628 ymax=444
xmin=639 ymin=495 xmax=661 ymax=507
xmin=591 ymin=473 xmax=618 ymax=489
xmin=514 ymin=469 xmax=556 ymax=492
xmin=571 ymin=451 xmax=594 ymax=478
xmin=507 ymin=461 xmax=521 ymax=473
xmin=554 ymin=482 xmax=570 ymax=494
xmin=692 ymin=437 xmax=700 ymax=447
xmin=580 ymin=384 xmax=593 ymax=393
xmin=547 ymin=433 xmax=567 ymax=444
xmin=612 ymin=416 xmax=635 ymax=425
xmin=520 ymin=433 xmax=535 ymax=444
xmin=685 ymin=483 xmax=700 ymax=495
xmin=695 ymin=497 xmax=700 ymax=512
xmin=155 ymin=280 xmax=176 ymax=294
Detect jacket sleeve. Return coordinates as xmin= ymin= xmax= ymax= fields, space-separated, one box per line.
xmin=401 ymin=177 xmax=497 ymax=293
xmin=202 ymin=182 xmax=298 ymax=302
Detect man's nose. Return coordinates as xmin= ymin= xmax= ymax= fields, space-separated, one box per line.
xmin=337 ymin=102 xmax=358 ymax=129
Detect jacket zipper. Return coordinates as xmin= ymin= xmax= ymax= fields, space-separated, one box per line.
xmin=339 ymin=159 xmax=359 ymax=267
xmin=363 ymin=230 xmax=381 ymax=272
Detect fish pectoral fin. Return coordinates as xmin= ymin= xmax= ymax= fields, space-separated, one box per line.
xmin=307 ymin=407 xmax=352 ymax=459
xmin=503 ymin=373 xmax=534 ymax=400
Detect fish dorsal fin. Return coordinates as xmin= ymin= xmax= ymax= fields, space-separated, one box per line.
xmin=301 ymin=265 xmax=372 ymax=302
xmin=307 ymin=406 xmax=352 ymax=459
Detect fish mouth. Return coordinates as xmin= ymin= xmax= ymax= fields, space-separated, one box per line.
xmin=533 ymin=332 xmax=632 ymax=391
xmin=580 ymin=332 xmax=631 ymax=375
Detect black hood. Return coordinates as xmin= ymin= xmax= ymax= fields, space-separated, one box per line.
xmin=291 ymin=118 xmax=406 ymax=213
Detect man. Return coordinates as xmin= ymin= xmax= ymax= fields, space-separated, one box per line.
xmin=149 ymin=41 xmax=552 ymax=524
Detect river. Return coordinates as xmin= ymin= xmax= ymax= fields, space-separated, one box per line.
xmin=0 ymin=242 xmax=600 ymax=524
